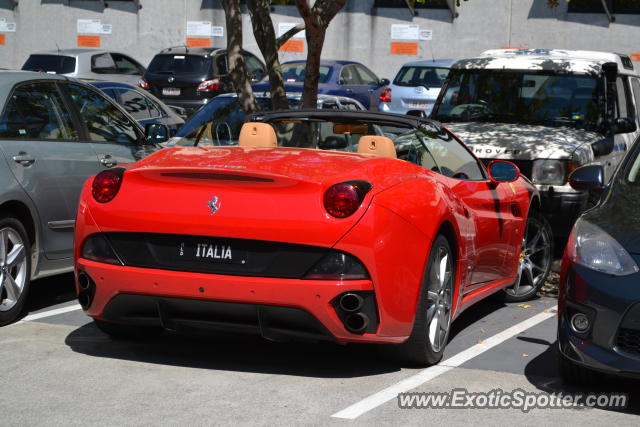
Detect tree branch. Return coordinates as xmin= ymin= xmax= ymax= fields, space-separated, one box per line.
xmin=276 ymin=23 xmax=305 ymax=49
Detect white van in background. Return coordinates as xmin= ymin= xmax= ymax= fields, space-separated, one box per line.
xmin=431 ymin=49 xmax=640 ymax=241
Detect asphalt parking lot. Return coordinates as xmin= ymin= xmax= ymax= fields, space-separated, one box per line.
xmin=0 ymin=274 xmax=637 ymax=426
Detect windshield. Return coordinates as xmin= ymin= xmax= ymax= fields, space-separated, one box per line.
xmin=22 ymin=55 xmax=76 ymax=74
xmin=281 ymin=64 xmax=332 ymax=84
xmin=147 ymin=54 xmax=211 ymax=74
xmin=433 ymin=70 xmax=602 ymax=130
xmin=393 ymin=66 xmax=450 ymax=88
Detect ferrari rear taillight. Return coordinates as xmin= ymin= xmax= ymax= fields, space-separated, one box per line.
xmin=197 ymin=78 xmax=220 ymax=92
xmin=304 ymin=251 xmax=369 ymax=280
xmin=137 ymin=77 xmax=149 ymax=89
xmin=324 ymin=181 xmax=372 ymax=218
xmin=379 ymin=88 xmax=392 ymax=103
xmin=92 ymin=168 xmax=124 ymax=203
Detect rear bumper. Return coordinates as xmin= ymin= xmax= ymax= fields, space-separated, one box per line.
xmin=76 ymin=259 xmax=406 ymax=344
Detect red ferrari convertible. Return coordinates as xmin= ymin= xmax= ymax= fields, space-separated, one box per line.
xmin=74 ymin=110 xmax=551 ymax=365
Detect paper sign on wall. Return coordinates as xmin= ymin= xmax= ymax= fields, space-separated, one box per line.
xmin=78 ymin=19 xmax=111 ymax=35
xmin=630 ymin=53 xmax=640 ymax=62
xmin=391 ymin=24 xmax=419 ymax=41
xmin=0 ymin=19 xmax=16 ymax=33
xmin=77 ymin=35 xmax=101 ymax=48
xmin=0 ymin=34 xmax=5 ymax=45
xmin=419 ymin=30 xmax=432 ymax=41
xmin=278 ymin=23 xmax=305 ymax=40
xmin=211 ymin=26 xmax=224 ymax=37
xmin=186 ymin=37 xmax=211 ymax=48
xmin=390 ymin=42 xmax=418 ymax=55
xmin=279 ymin=39 xmax=304 ymax=53
xmin=187 ymin=21 xmax=213 ymax=37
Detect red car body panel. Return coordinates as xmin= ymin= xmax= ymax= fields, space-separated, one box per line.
xmin=74 ymin=144 xmax=534 ymax=344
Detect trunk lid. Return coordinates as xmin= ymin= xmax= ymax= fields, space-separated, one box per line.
xmin=89 ymin=146 xmax=417 ymax=248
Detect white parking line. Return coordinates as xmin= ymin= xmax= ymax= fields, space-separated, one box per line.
xmin=14 ymin=304 xmax=82 ymax=325
xmin=331 ymin=306 xmax=557 ymax=420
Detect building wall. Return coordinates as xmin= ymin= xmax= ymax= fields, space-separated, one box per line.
xmin=0 ymin=0 xmax=638 ymax=79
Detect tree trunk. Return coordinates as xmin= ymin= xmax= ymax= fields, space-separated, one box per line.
xmin=220 ymin=0 xmax=258 ymax=113
xmin=295 ymin=0 xmax=346 ymax=109
xmin=246 ymin=0 xmax=288 ymax=110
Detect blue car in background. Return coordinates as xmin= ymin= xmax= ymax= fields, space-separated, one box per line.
xmin=378 ymin=59 xmax=456 ymax=117
xmin=252 ymin=60 xmax=389 ymax=110
xmin=90 ymin=81 xmax=185 ymax=136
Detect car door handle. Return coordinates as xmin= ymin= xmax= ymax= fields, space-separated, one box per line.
xmin=12 ymin=152 xmax=35 ymax=166
xmin=345 ymin=88 xmax=353 ymax=93
xmin=99 ymin=155 xmax=117 ymax=167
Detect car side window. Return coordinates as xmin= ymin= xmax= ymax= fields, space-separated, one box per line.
xmin=244 ymin=53 xmax=265 ymax=81
xmin=91 ymin=53 xmax=117 ymax=74
xmin=340 ymin=66 xmax=361 ymax=85
xmin=420 ymin=127 xmax=485 ymax=180
xmin=65 ymin=83 xmax=140 ymax=144
xmin=117 ymin=88 xmax=158 ymax=120
xmin=111 ymin=53 xmax=143 ymax=75
xmin=355 ymin=65 xmax=379 ymax=86
xmin=631 ymin=78 xmax=640 ymax=117
xmin=0 ymin=82 xmax=78 ymax=141
xmin=616 ymin=76 xmax=634 ymax=118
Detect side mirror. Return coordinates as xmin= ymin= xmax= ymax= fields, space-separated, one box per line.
xmin=379 ymin=78 xmax=390 ymax=87
xmin=613 ymin=117 xmax=637 ymax=134
xmin=487 ymin=160 xmax=520 ymax=183
xmin=569 ymin=165 xmax=605 ymax=193
xmin=591 ymin=135 xmax=615 ymax=157
xmin=318 ymin=136 xmax=348 ymax=150
xmin=145 ymin=123 xmax=169 ymax=144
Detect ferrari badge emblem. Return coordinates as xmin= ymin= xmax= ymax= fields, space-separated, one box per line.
xmin=207 ymin=196 xmax=221 ymax=215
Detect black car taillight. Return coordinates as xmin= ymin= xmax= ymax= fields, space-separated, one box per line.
xmin=92 ymin=168 xmax=124 ymax=203
xmin=304 ymin=251 xmax=369 ymax=280
xmin=82 ymin=234 xmax=123 ymax=265
xmin=138 ymin=77 xmax=149 ymax=89
xmin=197 ymin=78 xmax=221 ymax=92
xmin=323 ymin=180 xmax=372 ymax=218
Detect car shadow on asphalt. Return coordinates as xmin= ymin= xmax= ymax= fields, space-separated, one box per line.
xmin=524 ymin=341 xmax=640 ymax=415
xmin=63 ymin=294 xmax=514 ymax=377
xmin=24 ymin=273 xmax=77 ymax=314
xmin=65 ymin=321 xmax=403 ymax=378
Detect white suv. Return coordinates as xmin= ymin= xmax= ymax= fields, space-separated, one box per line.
xmin=431 ymin=49 xmax=640 ymax=240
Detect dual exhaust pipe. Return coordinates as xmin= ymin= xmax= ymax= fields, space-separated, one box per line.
xmin=77 ymin=271 xmax=96 ymax=309
xmin=338 ymin=293 xmax=370 ymax=334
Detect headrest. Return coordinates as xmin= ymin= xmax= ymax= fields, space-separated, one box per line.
xmin=239 ymin=122 xmax=277 ymax=148
xmin=357 ymin=135 xmax=397 ymax=159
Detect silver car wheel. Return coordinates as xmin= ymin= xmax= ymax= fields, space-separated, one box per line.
xmin=0 ymin=227 xmax=28 ymax=312
xmin=506 ymin=215 xmax=552 ymax=298
xmin=426 ymin=246 xmax=453 ymax=353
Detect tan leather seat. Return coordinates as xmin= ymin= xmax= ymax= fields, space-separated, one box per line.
xmin=238 ymin=122 xmax=277 ymax=148
xmin=357 ymin=135 xmax=397 ymax=159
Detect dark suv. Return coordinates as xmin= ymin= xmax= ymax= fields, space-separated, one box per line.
xmin=139 ymin=47 xmax=266 ymax=115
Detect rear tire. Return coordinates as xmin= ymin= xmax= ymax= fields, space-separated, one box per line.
xmin=503 ymin=210 xmax=553 ymax=302
xmin=93 ymin=319 xmax=162 ymax=340
xmin=393 ymin=235 xmax=455 ymax=366
xmin=0 ymin=216 xmax=32 ymax=326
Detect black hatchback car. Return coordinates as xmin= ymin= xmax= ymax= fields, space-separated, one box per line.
xmin=139 ymin=47 xmax=266 ymax=115
xmin=558 ymin=138 xmax=640 ymax=382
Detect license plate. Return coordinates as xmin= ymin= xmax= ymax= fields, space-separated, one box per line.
xmin=408 ymin=102 xmax=428 ymax=108
xmin=177 ymin=241 xmax=247 ymax=265
xmin=163 ymin=87 xmax=181 ymax=96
